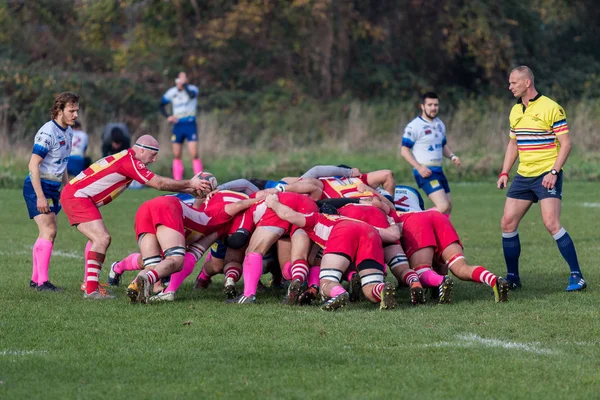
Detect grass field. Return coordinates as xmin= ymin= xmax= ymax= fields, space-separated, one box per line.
xmin=1 ymin=182 xmax=600 ymax=399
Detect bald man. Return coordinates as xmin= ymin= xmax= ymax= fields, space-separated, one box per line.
xmin=61 ymin=135 xmax=210 ymax=299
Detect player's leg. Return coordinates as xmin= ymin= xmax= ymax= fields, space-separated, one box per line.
xmin=442 ymin=243 xmax=508 ymax=302
xmin=227 ymin=227 xmax=283 ymax=304
xmin=540 ymin=197 xmax=585 ymax=291
xmin=107 ymin=252 xmax=142 ymax=287
xmin=77 ymin=219 xmax=113 ymax=297
xmin=187 ymin=135 xmax=203 ymax=175
xmin=409 ymin=246 xmax=453 ymax=304
xmin=32 ymin=213 xmax=59 ymax=291
xmin=427 ymin=189 xmax=451 ymax=215
xmin=298 ymin=243 xmax=322 ymax=305
xmin=385 ymin=244 xmax=424 ymax=305
xmin=319 ymin=253 xmax=351 ymax=311
xmin=137 ymin=225 xmax=186 ymax=303
xmin=283 ymin=230 xmax=312 ymax=305
xmin=500 ymin=196 xmax=533 ymax=289
xmin=365 ymin=169 xmax=395 ymax=195
xmin=172 ymin=135 xmax=184 ymax=180
xmin=222 ymin=246 xmax=244 ymax=298
xmin=128 ymin=232 xmax=161 ymax=303
xmin=277 ymin=237 xmax=292 ymax=281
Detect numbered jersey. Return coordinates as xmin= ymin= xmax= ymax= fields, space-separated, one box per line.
xmin=402 ymin=116 xmax=447 ymax=167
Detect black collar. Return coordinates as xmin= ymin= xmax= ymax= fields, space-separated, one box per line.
xmin=517 ymin=92 xmax=542 ymax=111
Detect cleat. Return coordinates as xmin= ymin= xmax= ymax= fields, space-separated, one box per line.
xmin=566 ymin=273 xmax=587 ymax=292
xmin=380 ymin=282 xmax=397 ymax=310
xmin=409 ymin=280 xmax=426 ymax=305
xmin=193 ymin=276 xmax=212 ymax=291
xmin=134 ymin=274 xmax=151 ymax=304
xmin=348 ymin=273 xmax=361 ymax=303
xmin=493 ymin=277 xmax=509 ymax=302
xmin=84 ymin=289 xmax=115 ymax=299
xmin=29 ymin=280 xmax=37 ymax=289
xmin=298 ymin=285 xmax=319 ymax=306
xmin=107 ymin=262 xmax=122 ymax=286
xmin=282 ymin=279 xmax=302 ymax=305
xmin=126 ymin=280 xmax=140 ymax=303
xmin=225 ymin=294 xmax=256 ymax=304
xmin=320 ymin=291 xmax=349 ymax=311
xmin=36 ymin=281 xmax=62 ymax=292
xmin=505 ymin=274 xmax=522 ymax=290
xmin=149 ymin=291 xmax=176 ymax=303
xmin=256 ymin=280 xmax=267 ymax=293
xmin=438 ymin=275 xmax=454 ymax=304
xmin=223 ymin=277 xmax=238 ymax=299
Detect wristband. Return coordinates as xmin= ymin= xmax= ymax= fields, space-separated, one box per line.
xmin=276 ymin=184 xmax=285 ymax=193
xmin=498 ymin=172 xmax=509 ymax=178
xmin=450 ymin=154 xmax=457 ymax=161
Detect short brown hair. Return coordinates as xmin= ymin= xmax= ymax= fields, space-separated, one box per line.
xmin=50 ymin=92 xmax=79 ymax=119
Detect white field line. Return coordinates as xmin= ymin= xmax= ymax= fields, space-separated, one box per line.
xmin=0 ymin=350 xmax=48 ymax=356
xmin=424 ymin=333 xmax=555 ymax=355
xmin=581 ymin=202 xmax=600 ymax=208
xmin=0 ymin=250 xmax=80 ymax=259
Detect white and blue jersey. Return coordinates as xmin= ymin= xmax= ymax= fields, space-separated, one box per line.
xmin=23 ymin=120 xmax=72 ymax=218
xmin=402 ymin=116 xmax=447 ymax=168
xmin=67 ymin=129 xmax=88 ymax=176
xmin=161 ymin=84 xmax=199 ymax=141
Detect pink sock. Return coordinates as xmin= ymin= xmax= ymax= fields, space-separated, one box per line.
xmin=31 ymin=243 xmax=38 ymax=283
xmin=346 ymin=270 xmax=356 ymax=282
xmin=415 ymin=266 xmax=444 ymax=287
xmin=281 ymin=261 xmax=292 ymax=281
xmin=329 ymin=285 xmax=347 ymax=298
xmin=83 ymin=241 xmax=92 ymax=283
xmin=34 ymin=238 xmax=53 ymax=285
xmin=166 ymin=253 xmax=197 ymax=292
xmin=307 ymin=266 xmax=320 ymax=287
xmin=242 ymin=252 xmax=263 ymax=297
xmin=114 ymin=253 xmax=141 ymax=274
xmin=192 ymin=159 xmax=203 ymax=175
xmin=197 ymin=269 xmax=211 ymax=281
xmin=173 ymin=159 xmax=184 ymax=180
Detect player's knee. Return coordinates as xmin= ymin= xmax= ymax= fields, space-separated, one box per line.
xmin=543 ymin=219 xmax=561 ymax=235
xmin=94 ymin=232 xmax=111 ymax=250
xmin=437 ymin=201 xmax=452 ymax=214
xmin=226 ymin=230 xmax=250 ymax=250
xmin=500 ymin=214 xmax=517 ymax=232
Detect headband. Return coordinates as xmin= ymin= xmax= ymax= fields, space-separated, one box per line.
xmin=135 ymin=143 xmax=159 ymax=152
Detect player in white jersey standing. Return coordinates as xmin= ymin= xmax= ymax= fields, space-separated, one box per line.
xmin=23 ymin=92 xmax=79 ymax=291
xmin=159 ymin=71 xmax=203 ymax=181
xmin=400 ymin=92 xmax=461 ymax=214
xmin=66 ymin=121 xmax=89 ymax=176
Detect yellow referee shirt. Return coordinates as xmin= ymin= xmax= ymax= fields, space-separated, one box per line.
xmin=509 ymin=94 xmax=568 ymax=177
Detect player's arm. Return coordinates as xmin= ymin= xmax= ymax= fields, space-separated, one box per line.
xmin=224 ymin=198 xmax=260 ymax=217
xmin=145 ymin=174 xmax=210 ymax=194
xmin=283 ymin=179 xmax=323 ymax=200
xmin=264 ymin=194 xmax=307 ymax=227
xmin=183 ymin=84 xmax=198 ymax=99
xmin=374 ymin=224 xmax=401 ymax=243
xmin=28 ymin=154 xmax=49 ymax=213
xmin=301 ymin=165 xmax=355 ymax=179
xmin=442 ymin=143 xmax=460 ymax=166
xmin=217 ymin=179 xmax=259 ymax=195
xmin=400 ymin=145 xmax=431 ymax=178
xmin=497 ymin=138 xmax=518 ymax=189
xmin=542 ymin=133 xmax=572 ymax=189
xmin=61 ymin=168 xmax=70 ymax=187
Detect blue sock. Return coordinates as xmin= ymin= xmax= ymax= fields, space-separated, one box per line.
xmin=502 ymin=231 xmax=520 ymax=277
xmin=553 ymin=228 xmax=582 ymax=276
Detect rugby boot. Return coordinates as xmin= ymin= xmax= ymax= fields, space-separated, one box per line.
xmin=409 ymin=280 xmax=426 ymax=305
xmin=282 ymin=278 xmax=302 ymax=305
xmin=298 ymin=285 xmax=319 ymax=306
xmin=223 ymin=277 xmax=238 ymax=299
xmin=380 ymin=282 xmax=397 ymax=310
xmin=320 ymin=292 xmax=349 ymax=311
xmin=438 ymin=275 xmax=454 ymax=304
xmin=493 ymin=277 xmax=509 ymax=303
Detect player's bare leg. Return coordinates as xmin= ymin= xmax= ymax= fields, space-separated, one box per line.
xmin=366 ymin=169 xmax=395 ymax=195
xmin=77 ymin=219 xmax=114 ymax=298
xmin=359 ymin=262 xmax=396 ymax=311
xmin=428 ymin=190 xmax=452 ymax=215
xmin=441 ymin=243 xmax=508 ymax=303
xmin=385 ymin=244 xmax=423 ymax=305
xmin=409 ymin=247 xmax=453 ymax=304
xmin=283 ymin=231 xmax=312 ymax=305
xmin=319 ymin=253 xmax=350 ymax=311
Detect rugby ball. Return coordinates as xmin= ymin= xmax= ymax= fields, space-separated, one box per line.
xmin=197 ymin=171 xmax=218 ymax=191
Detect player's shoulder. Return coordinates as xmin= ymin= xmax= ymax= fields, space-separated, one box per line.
xmin=405 ymin=116 xmax=423 ymax=129
xmin=163 ymin=86 xmax=178 ymax=98
xmin=187 ymin=84 xmax=199 ymax=92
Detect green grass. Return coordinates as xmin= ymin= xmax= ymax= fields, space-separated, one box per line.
xmin=1 ymin=182 xmax=600 ymax=399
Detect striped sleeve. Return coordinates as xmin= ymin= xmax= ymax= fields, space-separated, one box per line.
xmin=551 ymin=106 xmax=569 ymax=135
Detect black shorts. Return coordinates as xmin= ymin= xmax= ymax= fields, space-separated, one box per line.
xmin=506 ymin=171 xmax=563 ymax=202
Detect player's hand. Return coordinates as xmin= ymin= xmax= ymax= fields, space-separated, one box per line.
xmin=203 ymin=189 xmax=218 ymax=204
xmin=542 ymin=173 xmax=557 ymax=190
xmin=497 ymin=175 xmax=508 ymax=190
xmin=189 ymin=174 xmax=211 ymax=193
xmin=451 ymin=156 xmax=461 ymax=166
xmin=37 ymin=197 xmax=49 ymax=214
xmin=265 ymin=193 xmax=279 ymax=207
xmin=350 ymin=168 xmax=361 ymax=177
xmin=418 ymin=166 xmax=432 ymax=178
xmin=167 ymin=116 xmax=179 ymax=124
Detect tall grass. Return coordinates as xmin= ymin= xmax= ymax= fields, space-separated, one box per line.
xmin=2 ymin=98 xmax=600 ymax=188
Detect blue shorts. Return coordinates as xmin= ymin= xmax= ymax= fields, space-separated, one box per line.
xmin=210 ymin=240 xmax=227 ymax=260
xmin=23 ymin=179 xmax=62 ymax=218
xmin=507 ymin=171 xmax=563 ymax=202
xmin=264 ymin=180 xmax=288 ymax=190
xmin=171 ymin=120 xmax=198 ymax=144
xmin=67 ymin=155 xmax=85 ymax=176
xmin=413 ymin=168 xmax=450 ymax=195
